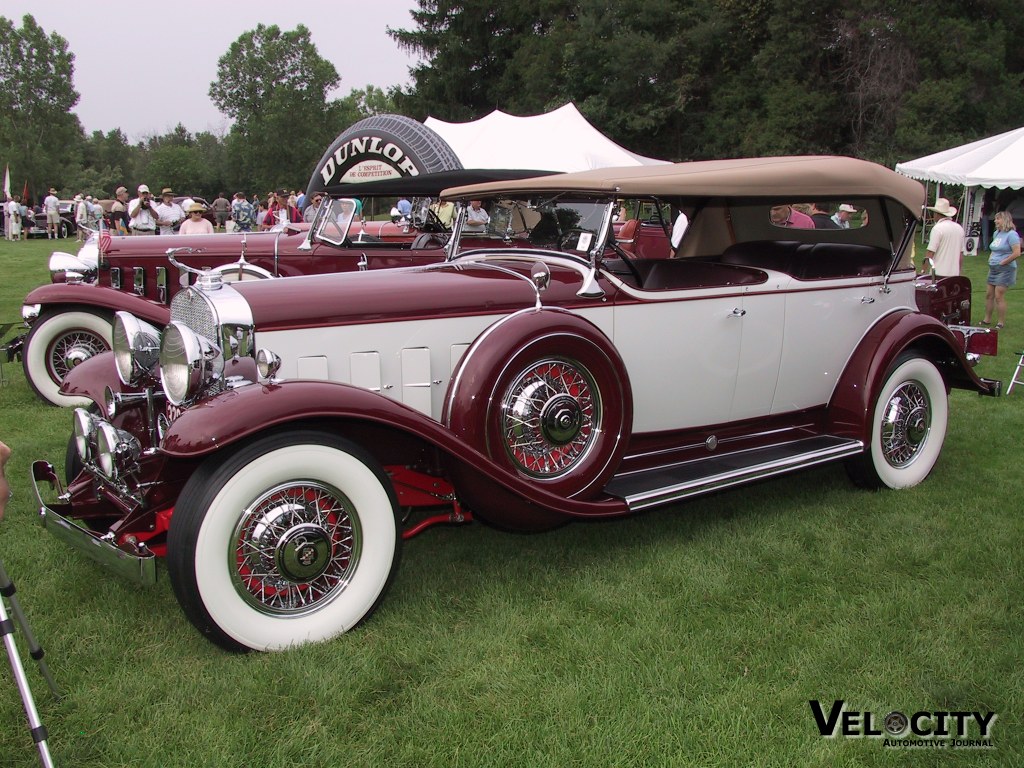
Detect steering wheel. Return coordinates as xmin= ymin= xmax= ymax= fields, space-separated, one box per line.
xmin=608 ymin=241 xmax=644 ymax=286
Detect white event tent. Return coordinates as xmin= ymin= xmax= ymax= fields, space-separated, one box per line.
xmin=895 ymin=126 xmax=1024 ymax=248
xmin=424 ymin=103 xmax=668 ymax=173
xmin=895 ymin=125 xmax=1024 ymax=190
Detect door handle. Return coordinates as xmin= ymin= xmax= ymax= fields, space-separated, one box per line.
xmin=731 ymin=308 xmax=746 ymax=317
xmin=860 ymin=296 xmax=875 ymax=304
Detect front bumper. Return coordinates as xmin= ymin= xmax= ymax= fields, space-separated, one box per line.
xmin=31 ymin=460 xmax=157 ymax=585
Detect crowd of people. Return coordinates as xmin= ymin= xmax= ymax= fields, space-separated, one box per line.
xmin=1 ymin=185 xmax=327 ymax=241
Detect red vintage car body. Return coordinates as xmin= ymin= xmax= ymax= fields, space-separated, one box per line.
xmin=32 ymin=156 xmax=1000 ymax=652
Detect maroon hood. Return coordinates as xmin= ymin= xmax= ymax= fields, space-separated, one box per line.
xmin=230 ymin=259 xmax=601 ymax=331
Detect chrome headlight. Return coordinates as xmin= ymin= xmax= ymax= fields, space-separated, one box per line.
xmin=95 ymin=421 xmax=141 ymax=480
xmin=113 ymin=312 xmax=162 ymax=386
xmin=21 ymin=303 xmax=41 ymax=323
xmin=48 ymin=251 xmax=95 ymax=283
xmin=160 ymin=322 xmax=221 ymax=406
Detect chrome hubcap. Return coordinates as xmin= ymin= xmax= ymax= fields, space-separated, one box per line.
xmin=501 ymin=358 xmax=599 ymax=478
xmin=49 ymin=331 xmax=108 ymax=381
xmin=880 ymin=381 xmax=930 ymax=467
xmin=232 ymin=482 xmax=361 ymax=616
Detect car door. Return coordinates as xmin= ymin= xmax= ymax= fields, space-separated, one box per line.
xmin=612 ymin=290 xmax=744 ymax=432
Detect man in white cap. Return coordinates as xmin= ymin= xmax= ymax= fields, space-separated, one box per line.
xmin=830 ymin=203 xmax=858 ymax=229
xmin=925 ymin=197 xmax=965 ymax=277
xmin=128 ymin=184 xmax=159 ymax=234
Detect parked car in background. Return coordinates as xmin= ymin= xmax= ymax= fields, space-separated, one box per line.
xmin=23 ymin=202 xmax=77 ymax=239
xmin=32 ymin=156 xmax=999 ymax=652
xmin=10 ymin=170 xmax=556 ymax=406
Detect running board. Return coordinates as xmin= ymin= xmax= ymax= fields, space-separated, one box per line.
xmin=605 ymin=435 xmax=864 ymax=511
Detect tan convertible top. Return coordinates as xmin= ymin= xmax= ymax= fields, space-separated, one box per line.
xmin=442 ymin=155 xmax=926 ymax=215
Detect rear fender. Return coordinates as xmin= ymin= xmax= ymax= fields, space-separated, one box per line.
xmin=160 ymin=380 xmax=627 ymax=524
xmin=24 ymin=284 xmax=171 ymax=327
xmin=828 ymin=310 xmax=996 ymax=442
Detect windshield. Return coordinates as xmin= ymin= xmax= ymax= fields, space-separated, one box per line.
xmin=454 ymin=196 xmax=612 ymax=257
xmin=313 ymin=198 xmax=358 ymax=246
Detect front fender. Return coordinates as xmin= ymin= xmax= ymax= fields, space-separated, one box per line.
xmin=160 ymin=380 xmax=628 ymax=521
xmin=24 ymin=283 xmax=171 ymax=327
xmin=828 ymin=310 xmax=996 ymax=442
xmin=60 ymin=350 xmax=122 ymax=408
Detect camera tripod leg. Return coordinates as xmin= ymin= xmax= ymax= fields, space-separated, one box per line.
xmin=0 ymin=561 xmax=59 ymax=698
xmin=1 ymin=595 xmax=56 ymax=768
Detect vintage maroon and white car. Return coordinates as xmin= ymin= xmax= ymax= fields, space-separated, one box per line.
xmin=12 ymin=170 xmax=553 ymax=407
xmin=32 ymin=156 xmax=999 ymax=652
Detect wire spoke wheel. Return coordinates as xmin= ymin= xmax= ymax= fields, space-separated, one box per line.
xmin=47 ymin=329 xmax=108 ymax=382
xmin=232 ymin=481 xmax=361 ymax=617
xmin=500 ymin=358 xmax=600 ymax=478
xmin=879 ymin=381 xmax=931 ymax=468
xmin=845 ymin=354 xmax=947 ymax=490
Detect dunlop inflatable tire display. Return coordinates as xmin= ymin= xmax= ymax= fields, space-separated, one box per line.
xmin=307 ymin=114 xmax=463 ymax=198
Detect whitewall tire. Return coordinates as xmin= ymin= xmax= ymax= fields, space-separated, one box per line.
xmin=167 ymin=432 xmax=401 ymax=652
xmin=23 ymin=309 xmax=112 ymax=407
xmin=846 ymin=355 xmax=948 ymax=490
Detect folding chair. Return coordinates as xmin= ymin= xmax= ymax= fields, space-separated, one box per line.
xmin=1008 ymin=351 xmax=1024 ymax=394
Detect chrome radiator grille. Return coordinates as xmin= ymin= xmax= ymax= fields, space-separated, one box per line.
xmin=171 ymin=288 xmax=217 ymax=342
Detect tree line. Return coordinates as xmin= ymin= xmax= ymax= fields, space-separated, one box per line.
xmin=2 ymin=3 xmax=1023 ymax=205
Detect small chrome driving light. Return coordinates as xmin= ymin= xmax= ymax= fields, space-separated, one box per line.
xmin=160 ymin=322 xmax=221 ymax=406
xmin=113 ymin=312 xmax=162 ymax=386
xmin=21 ymin=303 xmax=41 ymax=323
xmin=256 ymin=348 xmax=282 ymax=381
xmin=95 ymin=421 xmax=141 ymax=480
xmin=72 ymin=408 xmax=100 ymax=462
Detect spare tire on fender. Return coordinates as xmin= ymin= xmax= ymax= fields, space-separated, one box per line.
xmin=443 ymin=309 xmax=632 ymax=501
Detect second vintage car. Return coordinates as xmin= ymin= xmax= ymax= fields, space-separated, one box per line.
xmin=12 ymin=170 xmax=557 ymax=406
xmin=33 ymin=156 xmax=998 ymax=652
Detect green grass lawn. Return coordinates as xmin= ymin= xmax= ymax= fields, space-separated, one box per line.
xmin=0 ymin=236 xmax=1020 ymax=767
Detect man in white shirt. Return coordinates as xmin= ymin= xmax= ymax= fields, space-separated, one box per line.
xmin=925 ymin=198 xmax=965 ymax=277
xmin=128 ymin=184 xmax=160 ymax=235
xmin=671 ymin=211 xmax=689 ymax=249
xmin=5 ymin=196 xmax=21 ymax=241
xmin=465 ymin=200 xmax=489 ymax=230
xmin=74 ymin=194 xmax=90 ymax=241
xmin=42 ymin=187 xmax=61 ymax=238
xmin=154 ymin=188 xmax=185 ymax=235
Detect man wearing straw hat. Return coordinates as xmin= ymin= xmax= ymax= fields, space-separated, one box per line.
xmin=925 ymin=197 xmax=965 ymax=277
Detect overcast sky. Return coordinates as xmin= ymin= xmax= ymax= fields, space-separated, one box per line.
xmin=4 ymin=0 xmax=421 ymax=141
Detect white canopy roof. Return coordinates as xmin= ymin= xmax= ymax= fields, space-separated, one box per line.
xmin=895 ymin=126 xmax=1024 ymax=189
xmin=424 ymin=103 xmax=668 ymax=173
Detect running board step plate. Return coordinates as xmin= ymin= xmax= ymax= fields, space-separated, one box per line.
xmin=605 ymin=435 xmax=864 ymax=511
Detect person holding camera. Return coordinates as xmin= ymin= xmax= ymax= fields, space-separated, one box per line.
xmin=128 ymin=184 xmax=160 ymax=234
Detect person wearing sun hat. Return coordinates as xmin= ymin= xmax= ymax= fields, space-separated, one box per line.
xmin=42 ymin=187 xmax=61 ymax=238
xmin=924 ymin=197 xmax=965 ymax=277
xmin=178 ymin=202 xmax=214 ymax=235
xmin=154 ymin=187 xmax=185 ymax=235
